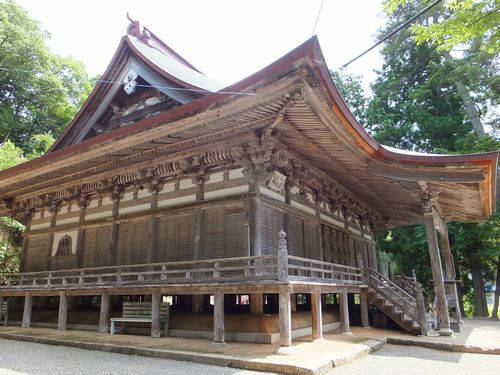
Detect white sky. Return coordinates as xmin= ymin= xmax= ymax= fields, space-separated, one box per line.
xmin=15 ymin=0 xmax=386 ymax=93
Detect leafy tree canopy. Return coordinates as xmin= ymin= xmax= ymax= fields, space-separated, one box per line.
xmin=0 ymin=0 xmax=93 ymax=153
xmin=331 ymin=70 xmax=368 ymax=126
xmin=385 ymin=0 xmax=500 ymax=53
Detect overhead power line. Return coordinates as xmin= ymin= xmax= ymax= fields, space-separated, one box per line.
xmin=311 ymin=0 xmax=325 ymax=36
xmin=340 ymin=0 xmax=443 ymax=69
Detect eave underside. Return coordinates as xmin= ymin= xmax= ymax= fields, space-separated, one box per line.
xmin=0 ymin=70 xmax=490 ymax=226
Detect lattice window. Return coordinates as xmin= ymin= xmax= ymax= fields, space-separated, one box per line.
xmin=55 ymin=235 xmax=72 ymax=256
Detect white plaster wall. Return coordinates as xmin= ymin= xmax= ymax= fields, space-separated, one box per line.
xmin=259 ymin=186 xmax=285 ymax=203
xmin=51 ymin=230 xmax=78 ymax=256
xmin=158 ymin=194 xmax=196 ymax=208
xmin=229 ymin=168 xmax=244 ymax=179
xmin=205 ymin=185 xmax=249 ymax=200
xmin=206 ymin=172 xmax=224 ymax=184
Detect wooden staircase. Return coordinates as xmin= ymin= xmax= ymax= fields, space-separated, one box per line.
xmin=366 ymin=268 xmax=423 ymax=334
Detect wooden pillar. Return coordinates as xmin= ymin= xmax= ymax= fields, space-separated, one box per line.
xmin=248 ymin=195 xmax=261 ymax=315
xmin=314 ymin=194 xmax=324 ymax=261
xmin=194 ymin=207 xmax=204 ymax=260
xmin=147 ymin=188 xmax=159 ymax=264
xmin=339 ymin=290 xmax=350 ymax=334
xmin=248 ymin=195 xmax=261 ymax=257
xmin=107 ymin=191 xmax=121 ymax=266
xmin=0 ymin=296 xmax=4 ymax=322
xmin=147 ymin=216 xmax=159 ymax=264
xmin=277 ymin=287 xmax=292 ymax=348
xmin=58 ymin=291 xmax=68 ymax=331
xmin=151 ymin=290 xmax=161 ymax=338
xmin=250 ymin=293 xmax=263 ymax=314
xmin=99 ymin=291 xmax=110 ymax=333
xmin=19 ymin=215 xmax=31 ymax=272
xmin=45 ymin=203 xmax=58 ymax=270
xmin=192 ymin=206 xmax=205 ymax=313
xmin=311 ymin=290 xmax=323 ymax=340
xmin=108 ymin=222 xmax=118 ymax=266
xmin=369 ymin=244 xmax=378 ymax=272
xmin=423 ymin=211 xmax=452 ymax=335
xmin=360 ymin=289 xmax=369 ymax=328
xmin=439 ymin=223 xmax=462 ymax=325
xmin=213 ymin=289 xmax=225 ymax=343
xmin=22 ymin=292 xmax=32 ymax=328
xmin=75 ymin=198 xmax=87 ymax=269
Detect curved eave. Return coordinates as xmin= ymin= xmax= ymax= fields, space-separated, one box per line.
xmin=2 ymin=36 xmax=498 ymax=220
xmin=1 ymin=37 xmax=323 ymax=182
xmin=305 ymin=37 xmax=498 ymax=218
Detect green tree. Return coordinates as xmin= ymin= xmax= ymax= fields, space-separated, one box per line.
xmin=0 ymin=0 xmax=92 ymax=153
xmin=367 ymin=3 xmax=472 ymax=152
xmin=369 ymin=1 xmax=500 ymax=317
xmin=385 ymin=0 xmax=500 ymax=53
xmin=331 ymin=70 xmax=368 ymax=126
xmin=384 ymin=0 xmax=500 ymax=137
xmin=0 ymin=135 xmax=54 ymax=274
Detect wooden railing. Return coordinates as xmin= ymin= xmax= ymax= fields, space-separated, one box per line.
xmin=0 ymin=254 xmax=362 ymax=291
xmin=393 ymin=274 xmax=415 ymax=295
xmin=393 ymin=273 xmax=433 ymax=312
xmin=0 ymin=255 xmax=277 ymax=289
xmin=287 ymin=256 xmax=362 ymax=283
xmin=367 ymin=268 xmax=419 ymax=322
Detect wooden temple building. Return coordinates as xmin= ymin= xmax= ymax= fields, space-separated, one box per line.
xmin=0 ymin=21 xmax=498 ymax=347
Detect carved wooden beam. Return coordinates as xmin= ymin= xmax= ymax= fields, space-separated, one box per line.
xmin=368 ymin=160 xmax=485 ymax=183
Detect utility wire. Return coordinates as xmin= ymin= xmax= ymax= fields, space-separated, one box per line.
xmin=0 ymin=67 xmax=258 ymax=96
xmin=311 ymin=0 xmax=325 ymax=36
xmin=340 ymin=0 xmax=443 ymax=68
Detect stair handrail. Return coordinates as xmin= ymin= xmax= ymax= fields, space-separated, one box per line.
xmin=393 ymin=274 xmax=416 ymax=296
xmin=367 ymin=268 xmax=419 ymax=321
xmin=367 ymin=268 xmax=416 ymax=304
xmin=394 ymin=273 xmax=433 ymax=312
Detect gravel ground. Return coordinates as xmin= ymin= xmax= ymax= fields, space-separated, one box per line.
xmin=329 ymin=344 xmax=500 ymax=375
xmin=0 ymin=339 xmax=277 ymax=375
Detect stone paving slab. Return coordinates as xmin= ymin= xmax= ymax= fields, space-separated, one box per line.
xmin=0 ymin=327 xmax=384 ymax=375
xmin=0 ymin=318 xmax=497 ymax=375
xmin=349 ymin=318 xmax=500 ymax=355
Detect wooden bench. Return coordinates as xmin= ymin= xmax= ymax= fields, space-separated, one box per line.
xmin=111 ymin=302 xmax=170 ymax=336
xmin=0 ymin=299 xmax=8 ymax=326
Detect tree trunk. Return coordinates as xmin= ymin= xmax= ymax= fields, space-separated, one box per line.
xmin=492 ymin=257 xmax=500 ymax=319
xmin=470 ymin=251 xmax=488 ymax=317
xmin=443 ymin=52 xmax=485 ymax=137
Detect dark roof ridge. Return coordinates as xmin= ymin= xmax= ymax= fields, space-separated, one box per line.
xmin=126 ymin=19 xmax=201 ymax=73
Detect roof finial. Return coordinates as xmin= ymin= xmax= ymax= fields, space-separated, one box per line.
xmin=125 ymin=14 xmax=152 ymax=47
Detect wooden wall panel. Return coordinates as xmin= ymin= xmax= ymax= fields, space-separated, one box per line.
xmin=25 ymin=234 xmax=49 ymax=272
xmin=203 ymin=208 xmax=225 ymax=259
xmin=203 ymin=206 xmax=245 ymax=259
xmin=322 ymin=225 xmax=333 ymax=262
xmin=349 ymin=238 xmax=356 ymax=266
xmin=83 ymin=225 xmax=110 ymax=268
xmin=291 ymin=216 xmax=304 ymax=257
xmin=117 ymin=221 xmax=148 ymax=266
xmin=224 ymin=207 xmax=246 ymax=258
xmin=303 ymin=220 xmax=320 ymax=260
xmin=117 ymin=222 xmax=133 ymax=266
xmin=50 ymin=254 xmax=74 ymax=270
xmin=158 ymin=211 xmax=195 ymax=262
xmin=261 ymin=204 xmax=285 ymax=256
